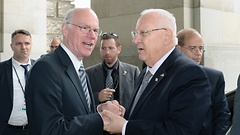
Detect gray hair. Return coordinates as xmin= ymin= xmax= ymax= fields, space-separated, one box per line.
xmin=63 ymin=9 xmax=74 ymax=23
xmin=140 ymin=9 xmax=177 ymax=44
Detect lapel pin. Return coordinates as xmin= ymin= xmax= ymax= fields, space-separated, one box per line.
xmin=160 ymin=74 xmax=164 ymax=77
xmin=123 ymin=71 xmax=127 ymax=76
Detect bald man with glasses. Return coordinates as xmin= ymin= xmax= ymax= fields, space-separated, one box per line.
xmin=177 ymin=28 xmax=230 ymax=135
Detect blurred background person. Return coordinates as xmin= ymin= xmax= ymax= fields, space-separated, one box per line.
xmin=177 ymin=28 xmax=230 ymax=135
xmin=0 ymin=29 xmax=35 ymax=135
xmin=86 ymin=32 xmax=140 ymax=108
xmin=49 ymin=37 xmax=61 ymax=52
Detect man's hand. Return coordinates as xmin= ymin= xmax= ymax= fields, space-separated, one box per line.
xmin=98 ymin=100 xmax=125 ymax=117
xmin=99 ymin=88 xmax=115 ymax=102
xmin=102 ymin=110 xmax=126 ymax=134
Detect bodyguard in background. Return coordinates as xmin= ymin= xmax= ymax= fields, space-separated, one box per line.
xmin=86 ymin=32 xmax=140 ymax=108
xmin=0 ymin=29 xmax=34 ymax=135
xmin=177 ymin=28 xmax=230 ymax=135
xmin=49 ymin=37 xmax=61 ymax=52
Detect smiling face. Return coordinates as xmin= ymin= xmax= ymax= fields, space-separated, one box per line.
xmin=62 ymin=8 xmax=99 ymax=61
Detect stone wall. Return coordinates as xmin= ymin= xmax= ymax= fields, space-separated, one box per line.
xmin=91 ymin=0 xmax=240 ymax=92
xmin=46 ymin=0 xmax=74 ymax=52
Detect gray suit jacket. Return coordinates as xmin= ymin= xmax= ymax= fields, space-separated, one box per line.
xmin=228 ymin=74 xmax=240 ymax=135
xmin=86 ymin=61 xmax=140 ymax=107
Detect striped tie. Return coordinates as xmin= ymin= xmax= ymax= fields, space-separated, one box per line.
xmin=79 ymin=65 xmax=91 ymax=112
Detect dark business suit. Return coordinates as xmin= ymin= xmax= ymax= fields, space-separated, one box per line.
xmin=200 ymin=66 xmax=230 ymax=135
xmin=25 ymin=46 xmax=103 ymax=135
xmin=0 ymin=58 xmax=34 ymax=135
xmin=86 ymin=62 xmax=140 ymax=108
xmin=124 ymin=48 xmax=212 ymax=135
xmin=228 ymin=74 xmax=240 ymax=135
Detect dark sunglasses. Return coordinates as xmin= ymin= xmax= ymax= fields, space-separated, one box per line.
xmin=101 ymin=32 xmax=118 ymax=39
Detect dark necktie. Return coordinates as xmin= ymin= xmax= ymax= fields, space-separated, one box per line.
xmin=79 ymin=65 xmax=91 ymax=112
xmin=106 ymin=69 xmax=114 ymax=100
xmin=130 ymin=71 xmax=152 ymax=115
xmin=106 ymin=69 xmax=114 ymax=88
xmin=20 ymin=64 xmax=29 ymax=80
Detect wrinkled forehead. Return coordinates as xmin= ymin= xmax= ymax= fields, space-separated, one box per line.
xmin=71 ymin=9 xmax=99 ymax=28
xmin=184 ymin=33 xmax=204 ymax=47
xmin=136 ymin=13 xmax=160 ymax=30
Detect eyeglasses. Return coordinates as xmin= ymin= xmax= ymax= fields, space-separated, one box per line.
xmin=50 ymin=45 xmax=58 ymax=49
xmin=66 ymin=22 xmax=102 ymax=36
xmin=101 ymin=32 xmax=118 ymax=39
xmin=180 ymin=45 xmax=205 ymax=53
xmin=131 ymin=28 xmax=167 ymax=38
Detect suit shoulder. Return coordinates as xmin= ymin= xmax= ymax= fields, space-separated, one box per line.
xmin=120 ymin=61 xmax=139 ymax=69
xmin=202 ymin=66 xmax=223 ymax=76
xmin=0 ymin=59 xmax=11 ymax=67
xmin=86 ymin=63 xmax=102 ymax=72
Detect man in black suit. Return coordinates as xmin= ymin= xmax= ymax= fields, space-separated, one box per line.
xmin=102 ymin=9 xmax=212 ymax=135
xmin=25 ymin=8 xmax=122 ymax=135
xmin=228 ymin=74 xmax=240 ymax=135
xmin=86 ymin=32 xmax=140 ymax=107
xmin=0 ymin=29 xmax=35 ymax=135
xmin=177 ymin=28 xmax=230 ymax=135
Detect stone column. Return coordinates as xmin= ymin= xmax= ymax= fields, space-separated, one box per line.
xmin=91 ymin=0 xmax=240 ymax=91
xmin=46 ymin=0 xmax=74 ymax=52
xmin=0 ymin=0 xmax=47 ymax=60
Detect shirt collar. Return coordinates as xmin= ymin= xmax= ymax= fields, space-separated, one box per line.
xmin=102 ymin=60 xmax=119 ymax=71
xmin=147 ymin=47 xmax=175 ymax=75
xmin=60 ymin=44 xmax=82 ymax=72
xmin=12 ymin=57 xmax=31 ymax=67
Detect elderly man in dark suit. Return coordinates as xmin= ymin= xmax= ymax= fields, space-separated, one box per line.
xmin=101 ymin=9 xmax=212 ymax=135
xmin=86 ymin=32 xmax=140 ymax=108
xmin=0 ymin=29 xmax=35 ymax=135
xmin=177 ymin=28 xmax=230 ymax=135
xmin=25 ymin=8 xmax=122 ymax=135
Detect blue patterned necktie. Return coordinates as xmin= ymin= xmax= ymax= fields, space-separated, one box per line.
xmin=20 ymin=64 xmax=29 ymax=80
xmin=79 ymin=65 xmax=91 ymax=112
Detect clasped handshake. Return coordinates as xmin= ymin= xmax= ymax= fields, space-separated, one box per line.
xmin=98 ymin=100 xmax=126 ymax=134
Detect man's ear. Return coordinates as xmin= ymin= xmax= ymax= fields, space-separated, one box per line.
xmin=62 ymin=23 xmax=68 ymax=37
xmin=163 ymin=28 xmax=173 ymax=46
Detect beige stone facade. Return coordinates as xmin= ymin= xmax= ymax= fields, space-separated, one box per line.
xmin=0 ymin=0 xmax=240 ymax=92
xmin=47 ymin=0 xmax=74 ymax=52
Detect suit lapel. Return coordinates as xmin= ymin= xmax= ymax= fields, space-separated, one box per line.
xmin=93 ymin=64 xmax=105 ymax=89
xmin=127 ymin=48 xmax=181 ymax=118
xmin=56 ymin=46 xmax=90 ymax=113
xmin=118 ymin=62 xmax=127 ymax=104
xmin=6 ymin=59 xmax=14 ymax=102
xmin=129 ymin=69 xmax=166 ymax=117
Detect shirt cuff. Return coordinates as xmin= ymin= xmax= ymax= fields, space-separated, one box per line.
xmin=122 ymin=121 xmax=128 ymax=135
